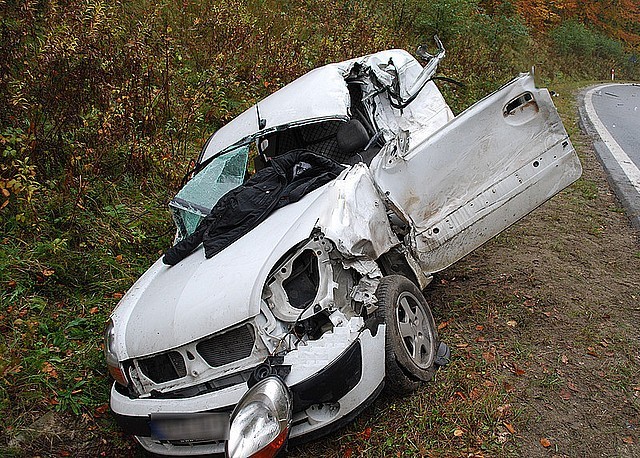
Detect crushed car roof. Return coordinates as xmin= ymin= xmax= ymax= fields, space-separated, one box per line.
xmin=199 ymin=49 xmax=420 ymax=163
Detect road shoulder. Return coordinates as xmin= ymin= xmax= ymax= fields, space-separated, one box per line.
xmin=578 ymin=84 xmax=640 ymax=230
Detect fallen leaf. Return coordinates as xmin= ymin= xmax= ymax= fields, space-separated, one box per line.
xmin=567 ymin=381 xmax=580 ymax=392
xmin=456 ymin=343 xmax=469 ymax=348
xmin=7 ymin=280 xmax=16 ymax=288
xmin=503 ymin=382 xmax=515 ymax=392
xmin=42 ymin=268 xmax=55 ymax=277
xmin=95 ymin=404 xmax=109 ymax=416
xmin=504 ymin=422 xmax=516 ymax=434
xmin=497 ymin=404 xmax=512 ymax=417
xmin=483 ymin=351 xmax=496 ymax=363
xmin=469 ymin=388 xmax=482 ymax=400
xmin=511 ymin=363 xmax=525 ymax=376
xmin=561 ymin=355 xmax=568 ymax=364
xmin=454 ymin=429 xmax=464 ymax=437
xmin=476 ymin=325 xmax=484 ymax=331
xmin=115 ymin=254 xmax=123 ymax=262
xmin=622 ymin=436 xmax=634 ymax=444
xmin=559 ymin=388 xmax=571 ymax=400
xmin=540 ymin=438 xmax=551 ymax=447
xmin=3 ymin=364 xmax=22 ymax=376
xmin=359 ymin=427 xmax=371 ymax=440
xmin=42 ymin=362 xmax=58 ymax=378
xmin=89 ymin=307 xmax=99 ymax=314
xmin=112 ymin=292 xmax=123 ymax=299
xmin=587 ymin=347 xmax=598 ymax=357
xmin=438 ymin=320 xmax=451 ymax=330
xmin=506 ymin=320 xmax=517 ymax=327
xmin=483 ymin=380 xmax=496 ymax=388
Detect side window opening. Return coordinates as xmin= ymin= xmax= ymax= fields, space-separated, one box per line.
xmin=261 ymin=121 xmax=345 ymax=162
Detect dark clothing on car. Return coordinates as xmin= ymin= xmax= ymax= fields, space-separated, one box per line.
xmin=163 ymin=150 xmax=344 ymax=266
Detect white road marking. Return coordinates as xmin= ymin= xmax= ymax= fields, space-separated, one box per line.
xmin=585 ymin=85 xmax=640 ymax=193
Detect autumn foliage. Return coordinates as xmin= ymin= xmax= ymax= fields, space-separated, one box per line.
xmin=514 ymin=0 xmax=640 ymax=45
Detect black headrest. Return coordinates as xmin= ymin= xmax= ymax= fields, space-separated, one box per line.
xmin=337 ymin=119 xmax=369 ymax=155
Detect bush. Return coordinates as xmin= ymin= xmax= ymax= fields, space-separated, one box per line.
xmin=550 ymin=20 xmax=624 ymax=60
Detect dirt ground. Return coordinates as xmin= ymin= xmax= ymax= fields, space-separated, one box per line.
xmin=423 ymin=92 xmax=640 ymax=457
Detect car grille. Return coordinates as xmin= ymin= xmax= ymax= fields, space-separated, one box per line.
xmin=138 ymin=351 xmax=187 ymax=383
xmin=136 ymin=325 xmax=256 ymax=386
xmin=196 ymin=324 xmax=255 ymax=367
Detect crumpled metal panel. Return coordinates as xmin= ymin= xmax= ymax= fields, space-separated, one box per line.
xmin=319 ymin=163 xmax=399 ymax=261
xmin=200 ymin=65 xmax=351 ymax=163
xmin=111 ymin=165 xmax=399 ymax=359
xmin=199 ymin=49 xmax=452 ymax=164
xmin=355 ymin=51 xmax=454 ymax=146
xmin=371 ymin=73 xmax=582 ymax=275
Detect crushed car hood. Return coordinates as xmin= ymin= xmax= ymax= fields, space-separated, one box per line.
xmin=110 ymin=164 xmax=398 ymax=359
xmin=110 ymin=186 xmax=331 ymax=359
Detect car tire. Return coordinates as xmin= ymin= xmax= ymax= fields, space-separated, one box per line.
xmin=374 ymin=275 xmax=439 ymax=395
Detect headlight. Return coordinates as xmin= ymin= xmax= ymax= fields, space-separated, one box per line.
xmin=104 ymin=319 xmax=128 ymax=387
xmin=226 ymin=376 xmax=292 ymax=458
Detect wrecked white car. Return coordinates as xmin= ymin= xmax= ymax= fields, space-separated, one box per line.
xmin=105 ymin=40 xmax=582 ymax=457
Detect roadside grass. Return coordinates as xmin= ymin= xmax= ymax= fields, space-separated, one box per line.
xmin=0 ymin=177 xmax=173 ymax=456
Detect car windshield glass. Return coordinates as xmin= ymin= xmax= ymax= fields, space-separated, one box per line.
xmin=169 ymin=146 xmax=249 ymax=240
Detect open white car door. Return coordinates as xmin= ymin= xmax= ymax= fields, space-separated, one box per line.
xmin=372 ymin=74 xmax=582 ymax=275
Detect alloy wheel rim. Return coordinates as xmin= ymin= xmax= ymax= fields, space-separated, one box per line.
xmin=395 ymin=291 xmax=435 ymax=369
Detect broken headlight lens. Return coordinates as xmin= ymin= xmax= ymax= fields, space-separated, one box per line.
xmin=226 ymin=376 xmax=292 ymax=458
xmin=104 ymin=319 xmax=128 ymax=387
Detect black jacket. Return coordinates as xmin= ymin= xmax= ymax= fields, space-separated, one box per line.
xmin=163 ymin=150 xmax=344 ymax=266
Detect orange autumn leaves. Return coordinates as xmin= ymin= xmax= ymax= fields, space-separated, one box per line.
xmin=513 ymin=0 xmax=640 ymax=45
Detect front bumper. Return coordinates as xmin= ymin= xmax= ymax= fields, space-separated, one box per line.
xmin=111 ymin=327 xmax=385 ymax=455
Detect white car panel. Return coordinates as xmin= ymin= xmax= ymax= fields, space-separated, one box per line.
xmin=371 ymin=73 xmax=582 ymax=275
xmin=200 ymin=65 xmax=351 ymax=162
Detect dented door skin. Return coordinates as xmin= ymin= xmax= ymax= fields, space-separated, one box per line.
xmin=371 ymin=74 xmax=582 ymax=275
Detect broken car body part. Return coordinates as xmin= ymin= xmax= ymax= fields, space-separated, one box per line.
xmin=106 ymin=40 xmax=582 ymax=456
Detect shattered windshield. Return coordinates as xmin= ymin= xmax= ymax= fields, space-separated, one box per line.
xmin=169 ymin=146 xmax=249 ymax=240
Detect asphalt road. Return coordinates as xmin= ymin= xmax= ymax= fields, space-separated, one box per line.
xmin=580 ymin=83 xmax=640 ymax=230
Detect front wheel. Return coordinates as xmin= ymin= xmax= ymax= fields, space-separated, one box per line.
xmin=375 ymin=275 xmax=439 ymax=395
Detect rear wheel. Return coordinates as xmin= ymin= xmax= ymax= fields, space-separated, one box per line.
xmin=375 ymin=275 xmax=439 ymax=395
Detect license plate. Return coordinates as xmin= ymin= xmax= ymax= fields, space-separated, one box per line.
xmin=149 ymin=412 xmax=230 ymax=441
